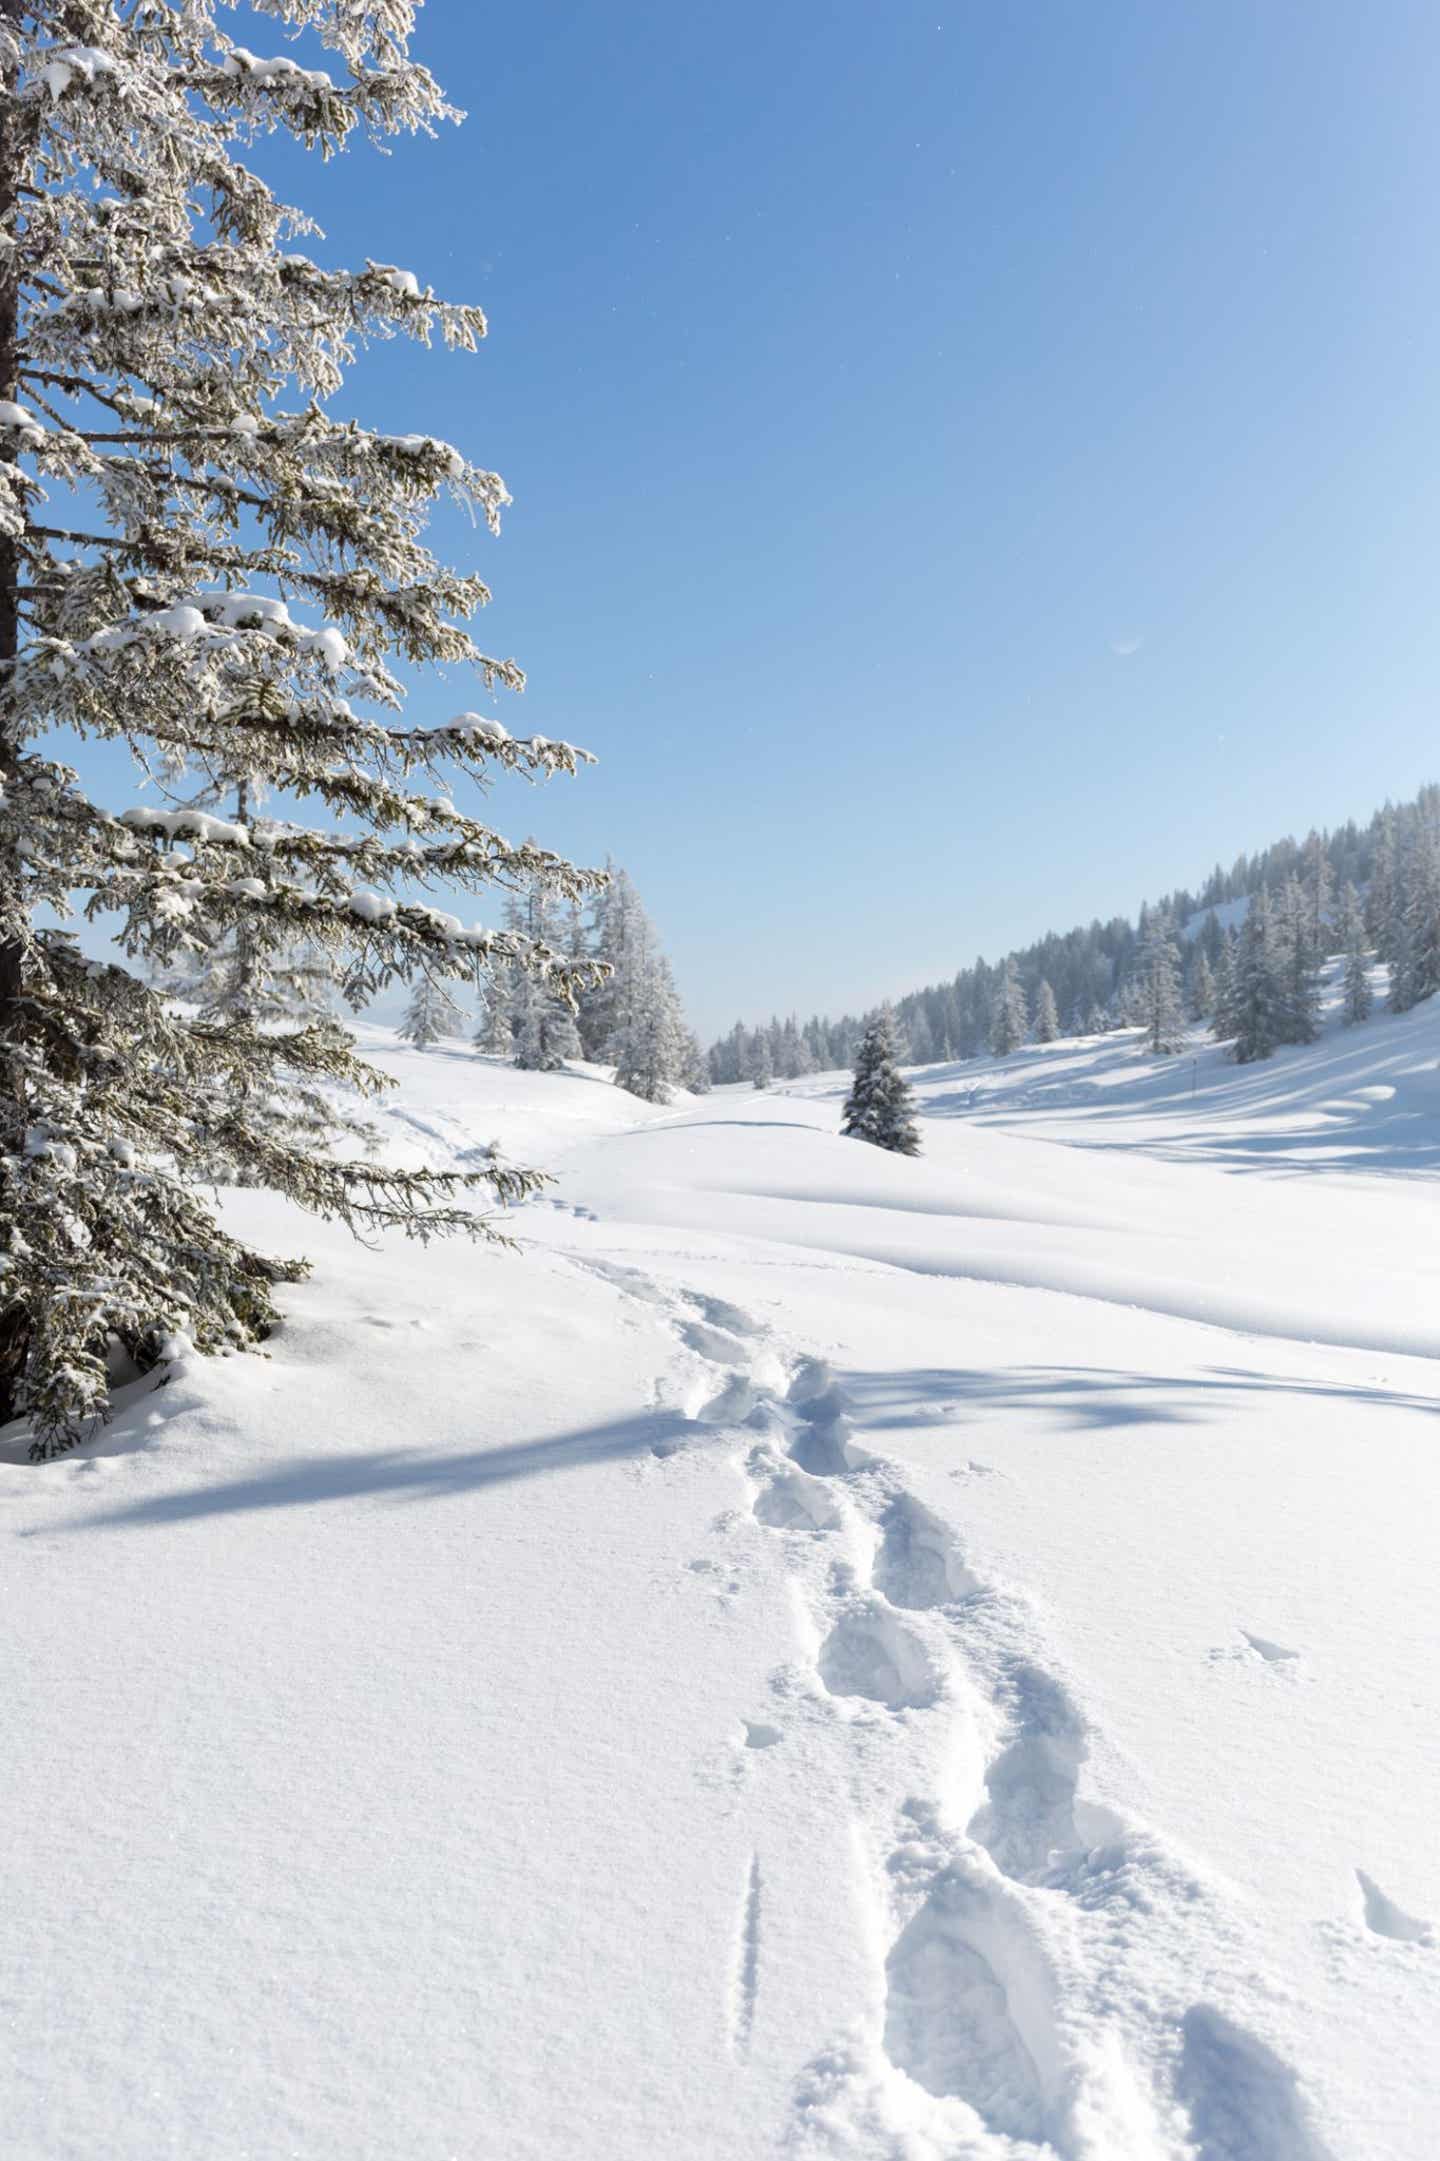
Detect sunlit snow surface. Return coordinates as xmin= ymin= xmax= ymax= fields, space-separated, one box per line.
xmin=4 ymin=975 xmax=1437 ymax=2158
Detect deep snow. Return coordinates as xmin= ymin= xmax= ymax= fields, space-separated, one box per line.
xmin=4 ymin=985 xmax=1438 ymax=2159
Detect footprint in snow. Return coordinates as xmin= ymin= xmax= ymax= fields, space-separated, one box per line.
xmin=1356 ymin=1869 xmax=1433 ymax=1945
xmin=817 ymin=1603 xmax=942 ymax=1711
xmin=1242 ymin=1630 xmax=1300 ymax=1664
xmin=1208 ymin=1630 xmax=1305 ymax=1673
xmin=741 ymin=1720 xmax=784 ymax=1750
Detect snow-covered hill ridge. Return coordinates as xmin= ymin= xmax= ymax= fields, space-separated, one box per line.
xmin=4 ymin=989 xmax=1437 ymax=2158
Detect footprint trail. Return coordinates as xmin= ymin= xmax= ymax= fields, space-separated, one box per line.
xmin=570 ymin=1252 xmax=1333 ymax=2159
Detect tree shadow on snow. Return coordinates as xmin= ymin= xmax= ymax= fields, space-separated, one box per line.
xmin=57 ymin=1362 xmax=1437 ymax=1535
xmin=921 ymin=1025 xmax=1440 ymax=1181
xmin=59 ymin=1406 xmax=704 ymax=1531
xmin=837 ymin=1363 xmax=1440 ymax=1436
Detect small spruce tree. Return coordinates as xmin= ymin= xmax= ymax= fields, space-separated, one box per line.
xmin=1031 ymin=979 xmax=1060 ymax=1043
xmin=1274 ymin=875 xmax=1321 ymax=1045
xmin=1140 ymin=913 xmax=1186 ymax=1054
xmin=1339 ymin=881 xmax=1374 ymax=1026
xmin=991 ymin=959 xmax=1028 ymax=1056
xmin=1232 ymin=892 xmax=1281 ymax=1062
xmin=505 ymin=873 xmax=582 ymax=1072
xmin=400 ymin=974 xmax=462 ymax=1052
xmin=1189 ymin=949 xmax=1216 ymax=1022
xmin=1392 ymin=825 xmax=1440 ymax=1012
xmin=1211 ymin=927 xmax=1240 ymax=1044
xmin=841 ymin=1011 xmax=920 ymax=1155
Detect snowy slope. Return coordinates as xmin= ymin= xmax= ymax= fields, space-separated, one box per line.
xmin=4 ymin=991 xmax=1438 ymax=2160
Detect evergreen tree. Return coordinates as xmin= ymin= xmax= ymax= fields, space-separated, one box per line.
xmin=747 ymin=1030 xmax=773 ymax=1089
xmin=400 ymin=974 xmax=462 ymax=1052
xmin=1232 ymin=892 xmax=1281 ymax=1062
xmin=1338 ymin=882 xmax=1373 ymax=1025
xmin=1189 ymin=949 xmax=1216 ymax=1022
xmin=678 ymin=1027 xmax=710 ymax=1093
xmin=1032 ymin=979 xmax=1060 ymax=1043
xmin=581 ymin=865 xmax=691 ymax=1099
xmin=474 ymin=970 xmax=514 ymax=1058
xmin=841 ymin=1012 xmax=919 ymax=1155
xmin=991 ymin=959 xmax=1028 ymax=1055
xmin=0 ymin=4 xmax=605 ymax=1454
xmin=505 ymin=873 xmax=581 ymax=1072
xmin=614 ymin=943 xmax=683 ymax=1103
xmin=171 ymin=919 xmax=333 ymax=1030
xmin=1367 ymin=808 xmax=1398 ymax=955
xmin=1303 ymin=829 xmax=1332 ymax=953
xmin=1140 ymin=913 xmax=1186 ymax=1054
xmin=1274 ymin=874 xmax=1321 ymax=1045
xmin=1391 ymin=823 xmax=1440 ymax=1012
xmin=904 ymin=1009 xmax=934 ymax=1064
xmin=1211 ymin=927 xmax=1240 ymax=1043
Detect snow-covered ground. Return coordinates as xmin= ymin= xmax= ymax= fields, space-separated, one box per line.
xmin=5 ymin=981 xmax=1439 ymax=2159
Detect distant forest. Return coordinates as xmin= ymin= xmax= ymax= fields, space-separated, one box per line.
xmin=707 ymin=783 xmax=1439 ymax=1082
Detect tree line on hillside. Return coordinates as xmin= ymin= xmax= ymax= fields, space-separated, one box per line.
xmin=710 ymin=784 xmax=1440 ymax=1078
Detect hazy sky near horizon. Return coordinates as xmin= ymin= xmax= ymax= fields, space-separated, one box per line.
xmin=83 ymin=3 xmax=1440 ymax=1035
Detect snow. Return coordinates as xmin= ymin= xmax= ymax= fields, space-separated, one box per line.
xmin=36 ymin=46 xmax=118 ymax=103
xmin=347 ymin=888 xmax=397 ymax=924
xmin=220 ymin=48 xmax=333 ymax=92
xmin=73 ymin=595 xmax=351 ymax=671
xmin=4 ymin=994 xmax=1439 ymax=2158
xmin=141 ymin=603 xmax=207 ymax=641
xmin=447 ymin=710 xmax=511 ymax=742
xmin=0 ymin=398 xmax=44 ymax=443
xmin=381 ymin=433 xmax=466 ymax=477
xmin=1178 ymin=892 xmax=1251 ymax=941
xmin=120 ymin=806 xmax=250 ymax=847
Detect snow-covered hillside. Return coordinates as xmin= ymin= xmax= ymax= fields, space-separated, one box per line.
xmin=5 ymin=990 xmax=1439 ymax=2160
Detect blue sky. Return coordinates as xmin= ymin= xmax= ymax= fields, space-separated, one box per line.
xmin=105 ymin=4 xmax=1440 ymax=1034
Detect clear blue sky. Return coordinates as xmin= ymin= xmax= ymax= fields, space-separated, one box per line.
xmin=103 ymin=4 xmax=1440 ymax=1034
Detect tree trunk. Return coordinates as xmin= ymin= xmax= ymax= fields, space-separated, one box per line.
xmin=0 ymin=11 xmax=30 ymax=1426
xmin=0 ymin=6 xmax=28 ymax=1031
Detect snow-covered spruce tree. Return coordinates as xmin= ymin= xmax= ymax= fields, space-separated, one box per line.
xmin=1391 ymin=821 xmax=1440 ymax=1013
xmin=1031 ymin=978 xmax=1059 ymax=1043
xmin=399 ymin=972 xmax=461 ymax=1052
xmin=171 ymin=916 xmax=332 ymax=1027
xmin=0 ymin=6 xmax=604 ymax=1455
xmin=1211 ymin=926 xmax=1239 ymax=1044
xmin=586 ymin=865 xmax=690 ymax=1102
xmin=1188 ymin=948 xmax=1216 ymax=1023
xmin=842 ymin=1011 xmax=919 ymax=1156
xmin=1274 ymin=874 xmax=1321 ymax=1045
xmin=576 ymin=856 xmax=647 ymax=1061
xmin=1338 ymin=883 xmax=1373 ymax=1025
xmin=504 ymin=871 xmax=580 ymax=1072
xmin=747 ymin=1030 xmax=772 ymax=1088
xmin=154 ymin=772 xmax=332 ymax=1023
xmin=473 ymin=966 xmax=513 ymax=1058
xmin=990 ymin=958 xmax=1027 ymax=1055
xmin=1231 ymin=891 xmax=1281 ymax=1062
xmin=1139 ymin=913 xmax=1185 ymax=1055
xmin=614 ymin=944 xmax=683 ymax=1103
xmin=678 ymin=1025 xmax=709 ymax=1093
xmin=1303 ymin=828 xmax=1331 ymax=954
xmin=1367 ymin=808 xmax=1397 ymax=956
